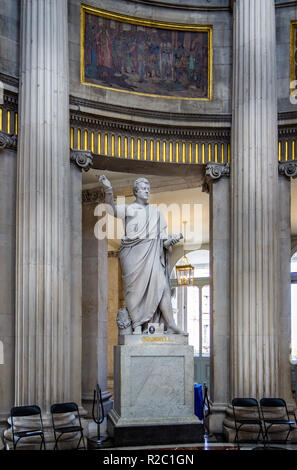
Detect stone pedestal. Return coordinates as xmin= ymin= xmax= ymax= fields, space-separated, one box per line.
xmin=107 ymin=335 xmax=203 ymax=446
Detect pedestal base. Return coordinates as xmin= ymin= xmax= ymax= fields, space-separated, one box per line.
xmin=108 ymin=336 xmax=202 ymax=447
xmin=107 ymin=410 xmax=203 ymax=446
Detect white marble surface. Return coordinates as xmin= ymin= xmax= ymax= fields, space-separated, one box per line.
xmin=110 ymin=343 xmax=200 ymax=426
xmin=209 ymin=176 xmax=230 ymax=428
xmin=14 ymin=0 xmax=73 ymax=414
xmin=0 ymin=149 xmax=16 ymax=420
xmin=230 ymin=0 xmax=280 ymax=398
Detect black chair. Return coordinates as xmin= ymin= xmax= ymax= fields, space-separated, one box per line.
xmin=260 ymin=398 xmax=297 ymax=444
xmin=10 ymin=405 xmax=46 ymax=450
xmin=50 ymin=402 xmax=86 ymax=450
xmin=232 ymin=398 xmax=265 ymax=449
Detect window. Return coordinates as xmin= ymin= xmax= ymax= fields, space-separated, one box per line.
xmin=171 ymin=250 xmax=210 ymax=357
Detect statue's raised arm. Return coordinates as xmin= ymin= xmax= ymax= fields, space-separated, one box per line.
xmin=98 ymin=174 xmax=119 ymax=217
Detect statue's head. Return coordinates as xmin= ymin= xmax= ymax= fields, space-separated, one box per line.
xmin=133 ymin=177 xmax=150 ymax=201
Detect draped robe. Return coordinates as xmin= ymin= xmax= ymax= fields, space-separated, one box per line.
xmin=118 ymin=202 xmax=170 ymax=329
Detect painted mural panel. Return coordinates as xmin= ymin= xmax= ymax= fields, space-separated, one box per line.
xmin=81 ymin=7 xmax=212 ymax=100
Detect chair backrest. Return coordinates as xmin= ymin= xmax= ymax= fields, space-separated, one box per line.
xmin=260 ymin=398 xmax=286 ymax=408
xmin=11 ymin=405 xmax=42 ymax=418
xmin=10 ymin=405 xmax=43 ymax=436
xmin=232 ymin=398 xmax=259 ymax=408
xmin=50 ymin=402 xmax=78 ymax=414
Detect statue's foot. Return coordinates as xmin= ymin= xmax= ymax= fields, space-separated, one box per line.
xmin=167 ymin=324 xmax=186 ymax=335
xmin=133 ymin=326 xmax=142 ymax=335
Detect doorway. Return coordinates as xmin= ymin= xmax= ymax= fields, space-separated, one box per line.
xmin=171 ymin=249 xmax=211 ymax=387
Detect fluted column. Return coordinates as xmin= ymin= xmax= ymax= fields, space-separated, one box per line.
xmin=82 ymin=189 xmax=112 ymax=417
xmin=15 ymin=0 xmax=72 ymax=410
xmin=231 ymin=0 xmax=279 ymax=398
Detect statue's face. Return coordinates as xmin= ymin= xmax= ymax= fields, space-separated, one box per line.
xmin=135 ymin=182 xmax=150 ymax=201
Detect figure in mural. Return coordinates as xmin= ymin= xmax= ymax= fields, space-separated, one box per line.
xmin=99 ymin=175 xmax=185 ymax=335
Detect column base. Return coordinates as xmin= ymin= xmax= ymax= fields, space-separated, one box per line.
xmin=82 ymin=390 xmax=113 ymax=419
xmin=4 ymin=412 xmax=85 ymax=450
xmin=207 ymin=403 xmax=228 ymax=435
xmin=223 ymin=404 xmax=297 ymax=444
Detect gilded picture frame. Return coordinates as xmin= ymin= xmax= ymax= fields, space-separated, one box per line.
xmin=81 ymin=4 xmax=213 ymax=101
xmin=291 ymin=21 xmax=297 ymax=87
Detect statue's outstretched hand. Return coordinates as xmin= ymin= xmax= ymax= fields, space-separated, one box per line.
xmin=98 ymin=174 xmax=112 ymax=190
xmin=170 ymin=233 xmax=183 ymax=246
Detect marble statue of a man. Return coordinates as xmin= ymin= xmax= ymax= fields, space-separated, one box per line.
xmin=99 ymin=175 xmax=184 ymax=335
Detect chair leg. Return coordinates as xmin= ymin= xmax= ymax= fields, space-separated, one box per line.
xmin=76 ymin=431 xmax=86 ymax=450
xmin=14 ymin=436 xmax=21 ymax=450
xmin=80 ymin=432 xmax=86 ymax=450
xmin=40 ymin=435 xmax=46 ymax=450
xmin=235 ymin=425 xmax=241 ymax=450
xmin=76 ymin=434 xmax=82 ymax=450
xmin=54 ymin=433 xmax=63 ymax=450
xmin=285 ymin=428 xmax=291 ymax=443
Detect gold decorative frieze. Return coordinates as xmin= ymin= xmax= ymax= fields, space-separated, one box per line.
xmin=69 ymin=124 xmax=231 ymax=164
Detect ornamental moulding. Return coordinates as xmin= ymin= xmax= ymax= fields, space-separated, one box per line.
xmin=70 ymin=149 xmax=93 ymax=171
xmin=202 ymin=162 xmax=230 ymax=193
xmin=70 ymin=113 xmax=231 ymax=141
xmin=82 ymin=187 xmax=105 ymax=205
xmin=279 ymin=160 xmax=297 ymax=179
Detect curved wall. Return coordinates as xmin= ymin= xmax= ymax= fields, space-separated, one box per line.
xmin=0 ymin=1 xmax=296 ymax=119
xmin=68 ymin=0 xmax=233 ymax=120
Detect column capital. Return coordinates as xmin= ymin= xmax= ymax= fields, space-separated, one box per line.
xmin=70 ymin=149 xmax=93 ymax=172
xmin=202 ymin=162 xmax=230 ymax=193
xmin=279 ymin=160 xmax=297 ymax=179
xmin=0 ymin=130 xmax=17 ymax=151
